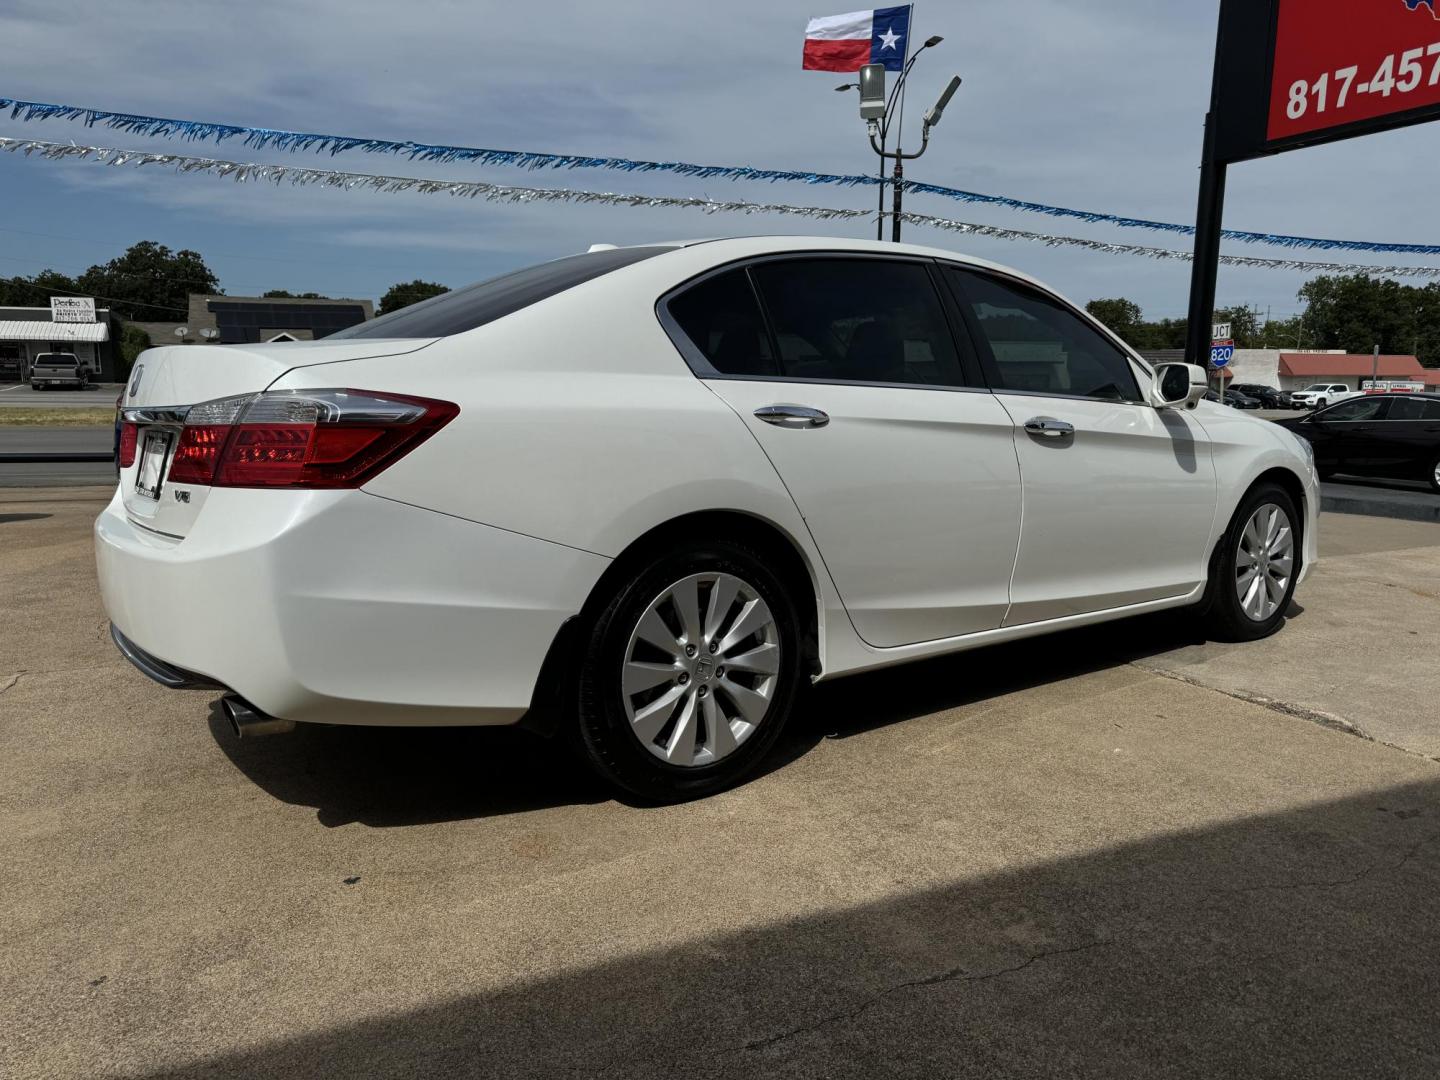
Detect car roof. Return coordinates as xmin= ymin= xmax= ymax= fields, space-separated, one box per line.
xmin=606 ymin=234 xmax=1062 ymax=294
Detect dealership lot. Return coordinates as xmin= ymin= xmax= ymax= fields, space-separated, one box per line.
xmin=5 ymin=487 xmax=1440 ymax=1078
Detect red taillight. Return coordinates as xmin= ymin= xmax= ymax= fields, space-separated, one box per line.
xmin=168 ymin=425 xmax=233 ymax=484
xmin=118 ymin=422 xmax=139 ymax=469
xmin=165 ymin=390 xmax=457 ymax=489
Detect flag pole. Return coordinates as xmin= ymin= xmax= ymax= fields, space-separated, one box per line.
xmin=891 ymin=5 xmax=915 ymax=242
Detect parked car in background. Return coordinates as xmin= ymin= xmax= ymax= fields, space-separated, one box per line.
xmin=97 ymin=237 xmax=1319 ymax=800
xmin=1232 ymin=383 xmax=1293 ymax=409
xmin=1275 ymin=393 xmax=1440 ymax=492
xmin=1204 ymin=389 xmax=1262 ymax=409
xmin=1290 ymin=383 xmax=1358 ymax=409
xmin=29 ymin=352 xmax=90 ymax=391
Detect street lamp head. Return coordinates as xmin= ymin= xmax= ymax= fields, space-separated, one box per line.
xmin=835 ymin=82 xmax=858 ymax=92
xmin=922 ymin=75 xmax=963 ymax=131
xmin=857 ymin=63 xmax=887 ymax=120
xmin=923 ymin=35 xmax=943 ymax=48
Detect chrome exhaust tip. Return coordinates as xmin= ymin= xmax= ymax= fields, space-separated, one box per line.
xmin=221 ymin=694 xmax=296 ymax=738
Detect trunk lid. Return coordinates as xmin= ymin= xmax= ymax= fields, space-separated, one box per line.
xmin=120 ymin=338 xmax=434 ymax=537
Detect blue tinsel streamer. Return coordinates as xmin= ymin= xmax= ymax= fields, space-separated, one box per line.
xmin=3 ymin=95 xmax=1437 ymax=256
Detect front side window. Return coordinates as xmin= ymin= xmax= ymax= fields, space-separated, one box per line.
xmin=1320 ymin=397 xmax=1386 ymax=421
xmin=665 ymin=268 xmax=778 ymax=377
xmin=947 ymin=269 xmax=1142 ymax=402
xmin=748 ymin=258 xmax=969 ymax=387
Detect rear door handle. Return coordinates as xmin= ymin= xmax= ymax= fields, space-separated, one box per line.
xmin=754 ymin=405 xmax=830 ymax=429
xmin=1024 ymin=417 xmax=1075 ymax=439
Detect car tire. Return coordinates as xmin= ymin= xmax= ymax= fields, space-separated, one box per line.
xmin=575 ymin=538 xmax=804 ymax=802
xmin=1202 ymin=482 xmax=1302 ymax=643
xmin=1428 ymin=455 xmax=1440 ymax=495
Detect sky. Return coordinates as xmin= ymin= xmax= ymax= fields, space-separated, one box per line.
xmin=0 ymin=0 xmax=1435 ymax=323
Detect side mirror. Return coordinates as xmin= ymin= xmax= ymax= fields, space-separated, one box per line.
xmin=1150 ymin=362 xmax=1208 ymax=410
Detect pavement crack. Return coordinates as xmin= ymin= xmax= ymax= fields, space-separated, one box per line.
xmin=738 ymin=940 xmax=1107 ymax=1054
xmin=1208 ymin=834 xmax=1436 ymax=899
xmin=1135 ymin=663 xmax=1440 ymax=766
xmin=0 ymin=673 xmax=21 ymax=695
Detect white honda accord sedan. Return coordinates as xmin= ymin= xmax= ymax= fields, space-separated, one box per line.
xmin=98 ymin=236 xmax=1318 ymax=799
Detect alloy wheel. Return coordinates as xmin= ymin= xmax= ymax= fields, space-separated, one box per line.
xmin=1234 ymin=503 xmax=1295 ymax=622
xmin=621 ymin=572 xmax=781 ymax=768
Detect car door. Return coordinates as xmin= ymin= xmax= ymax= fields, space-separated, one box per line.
xmin=1308 ymin=395 xmax=1389 ymax=474
xmin=943 ymin=266 xmax=1218 ymax=625
xmin=661 ymin=256 xmax=1023 ymax=648
xmin=1366 ymin=395 xmax=1440 ymax=478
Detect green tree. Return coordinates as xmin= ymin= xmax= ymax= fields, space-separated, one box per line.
xmin=1085 ymin=298 xmax=1144 ymax=340
xmin=263 ymin=289 xmax=329 ymax=299
xmin=0 ymin=269 xmax=81 ymax=307
xmin=378 ymin=279 xmax=449 ymax=316
xmin=116 ymin=324 xmax=152 ymax=381
xmin=1214 ymin=305 xmax=1262 ymax=348
xmin=1297 ymin=274 xmax=1418 ymax=359
xmin=76 ymin=241 xmax=220 ymax=319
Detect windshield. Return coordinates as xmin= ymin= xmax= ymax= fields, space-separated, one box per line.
xmin=332 ymin=246 xmax=671 ymax=340
xmin=1302 ymin=384 xmax=1331 ymax=391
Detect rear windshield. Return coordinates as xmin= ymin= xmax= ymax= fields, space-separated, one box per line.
xmin=332 ymin=246 xmax=671 ymax=340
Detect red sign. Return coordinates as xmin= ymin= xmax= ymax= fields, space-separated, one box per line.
xmin=1268 ymin=0 xmax=1440 ymax=142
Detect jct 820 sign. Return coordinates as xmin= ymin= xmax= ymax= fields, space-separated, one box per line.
xmin=1269 ymin=0 xmax=1440 ymax=142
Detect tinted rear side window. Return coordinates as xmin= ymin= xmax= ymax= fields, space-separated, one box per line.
xmin=666 ymin=268 xmax=779 ymax=376
xmin=749 ymin=258 xmax=969 ymax=387
xmin=333 ymin=246 xmax=670 ymax=339
xmin=1385 ymin=396 xmax=1440 ymax=420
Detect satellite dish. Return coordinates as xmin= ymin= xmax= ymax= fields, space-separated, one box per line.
xmin=200 ymin=328 xmax=219 ymax=340
xmin=174 ymin=326 xmax=189 ymax=338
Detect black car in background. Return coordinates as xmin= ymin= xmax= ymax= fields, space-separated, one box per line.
xmin=1231 ymin=383 xmax=1292 ymax=409
xmin=1275 ymin=393 xmax=1440 ymax=492
xmin=1204 ymin=388 xmax=1262 ymax=409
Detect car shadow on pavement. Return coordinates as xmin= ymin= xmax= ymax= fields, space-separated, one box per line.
xmin=206 ymin=704 xmax=612 ymax=828
xmin=209 ymin=605 xmax=1298 ymax=828
xmin=130 ymin=773 xmax=1440 ymax=1079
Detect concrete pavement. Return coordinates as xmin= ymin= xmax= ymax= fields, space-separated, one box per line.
xmin=4 ymin=489 xmax=1440 ymax=1079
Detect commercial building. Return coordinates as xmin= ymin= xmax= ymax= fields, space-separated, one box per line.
xmin=1140 ymin=348 xmax=1440 ymax=392
xmin=133 ymin=294 xmax=373 ymax=347
xmin=0 ymin=302 xmax=122 ymax=380
xmin=1227 ymin=350 xmax=1440 ymax=392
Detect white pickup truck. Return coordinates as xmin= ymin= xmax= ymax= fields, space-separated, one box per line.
xmin=1288 ymin=382 xmax=1360 ymax=409
xmin=28 ymin=352 xmax=91 ymax=391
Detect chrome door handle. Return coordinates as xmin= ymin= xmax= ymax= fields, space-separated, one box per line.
xmin=1024 ymin=417 xmax=1075 ymax=439
xmin=755 ymin=405 xmax=830 ymax=429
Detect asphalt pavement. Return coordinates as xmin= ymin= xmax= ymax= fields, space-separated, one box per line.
xmin=0 ymin=382 xmax=121 ymax=406
xmin=5 ymin=488 xmax=1440 ymax=1079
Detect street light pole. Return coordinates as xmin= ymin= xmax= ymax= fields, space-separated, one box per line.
xmin=840 ymin=39 xmax=960 ymax=242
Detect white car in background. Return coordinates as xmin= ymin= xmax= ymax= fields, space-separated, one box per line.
xmin=97 ymin=237 xmax=1319 ymax=800
xmin=1290 ymin=383 xmax=1360 ymax=409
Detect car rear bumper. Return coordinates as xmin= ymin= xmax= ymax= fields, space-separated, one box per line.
xmin=96 ymin=487 xmax=611 ymax=727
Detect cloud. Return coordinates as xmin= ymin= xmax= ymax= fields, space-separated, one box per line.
xmin=0 ymin=0 xmax=1433 ymax=316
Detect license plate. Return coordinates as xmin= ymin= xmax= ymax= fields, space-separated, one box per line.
xmin=134 ymin=430 xmax=173 ymax=500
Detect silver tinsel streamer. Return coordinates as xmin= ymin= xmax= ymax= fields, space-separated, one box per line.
xmin=4 ymin=136 xmax=1439 ymax=279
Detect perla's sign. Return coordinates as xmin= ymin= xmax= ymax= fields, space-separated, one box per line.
xmin=50 ymin=296 xmax=97 ymax=323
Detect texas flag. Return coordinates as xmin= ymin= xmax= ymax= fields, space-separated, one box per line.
xmin=802 ymin=6 xmax=913 ymax=72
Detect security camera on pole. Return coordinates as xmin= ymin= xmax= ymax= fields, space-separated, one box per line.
xmin=803 ymin=6 xmax=961 ymax=241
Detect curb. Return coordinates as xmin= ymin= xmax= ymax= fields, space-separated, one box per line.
xmin=1321 ymin=491 xmax=1440 ymax=524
